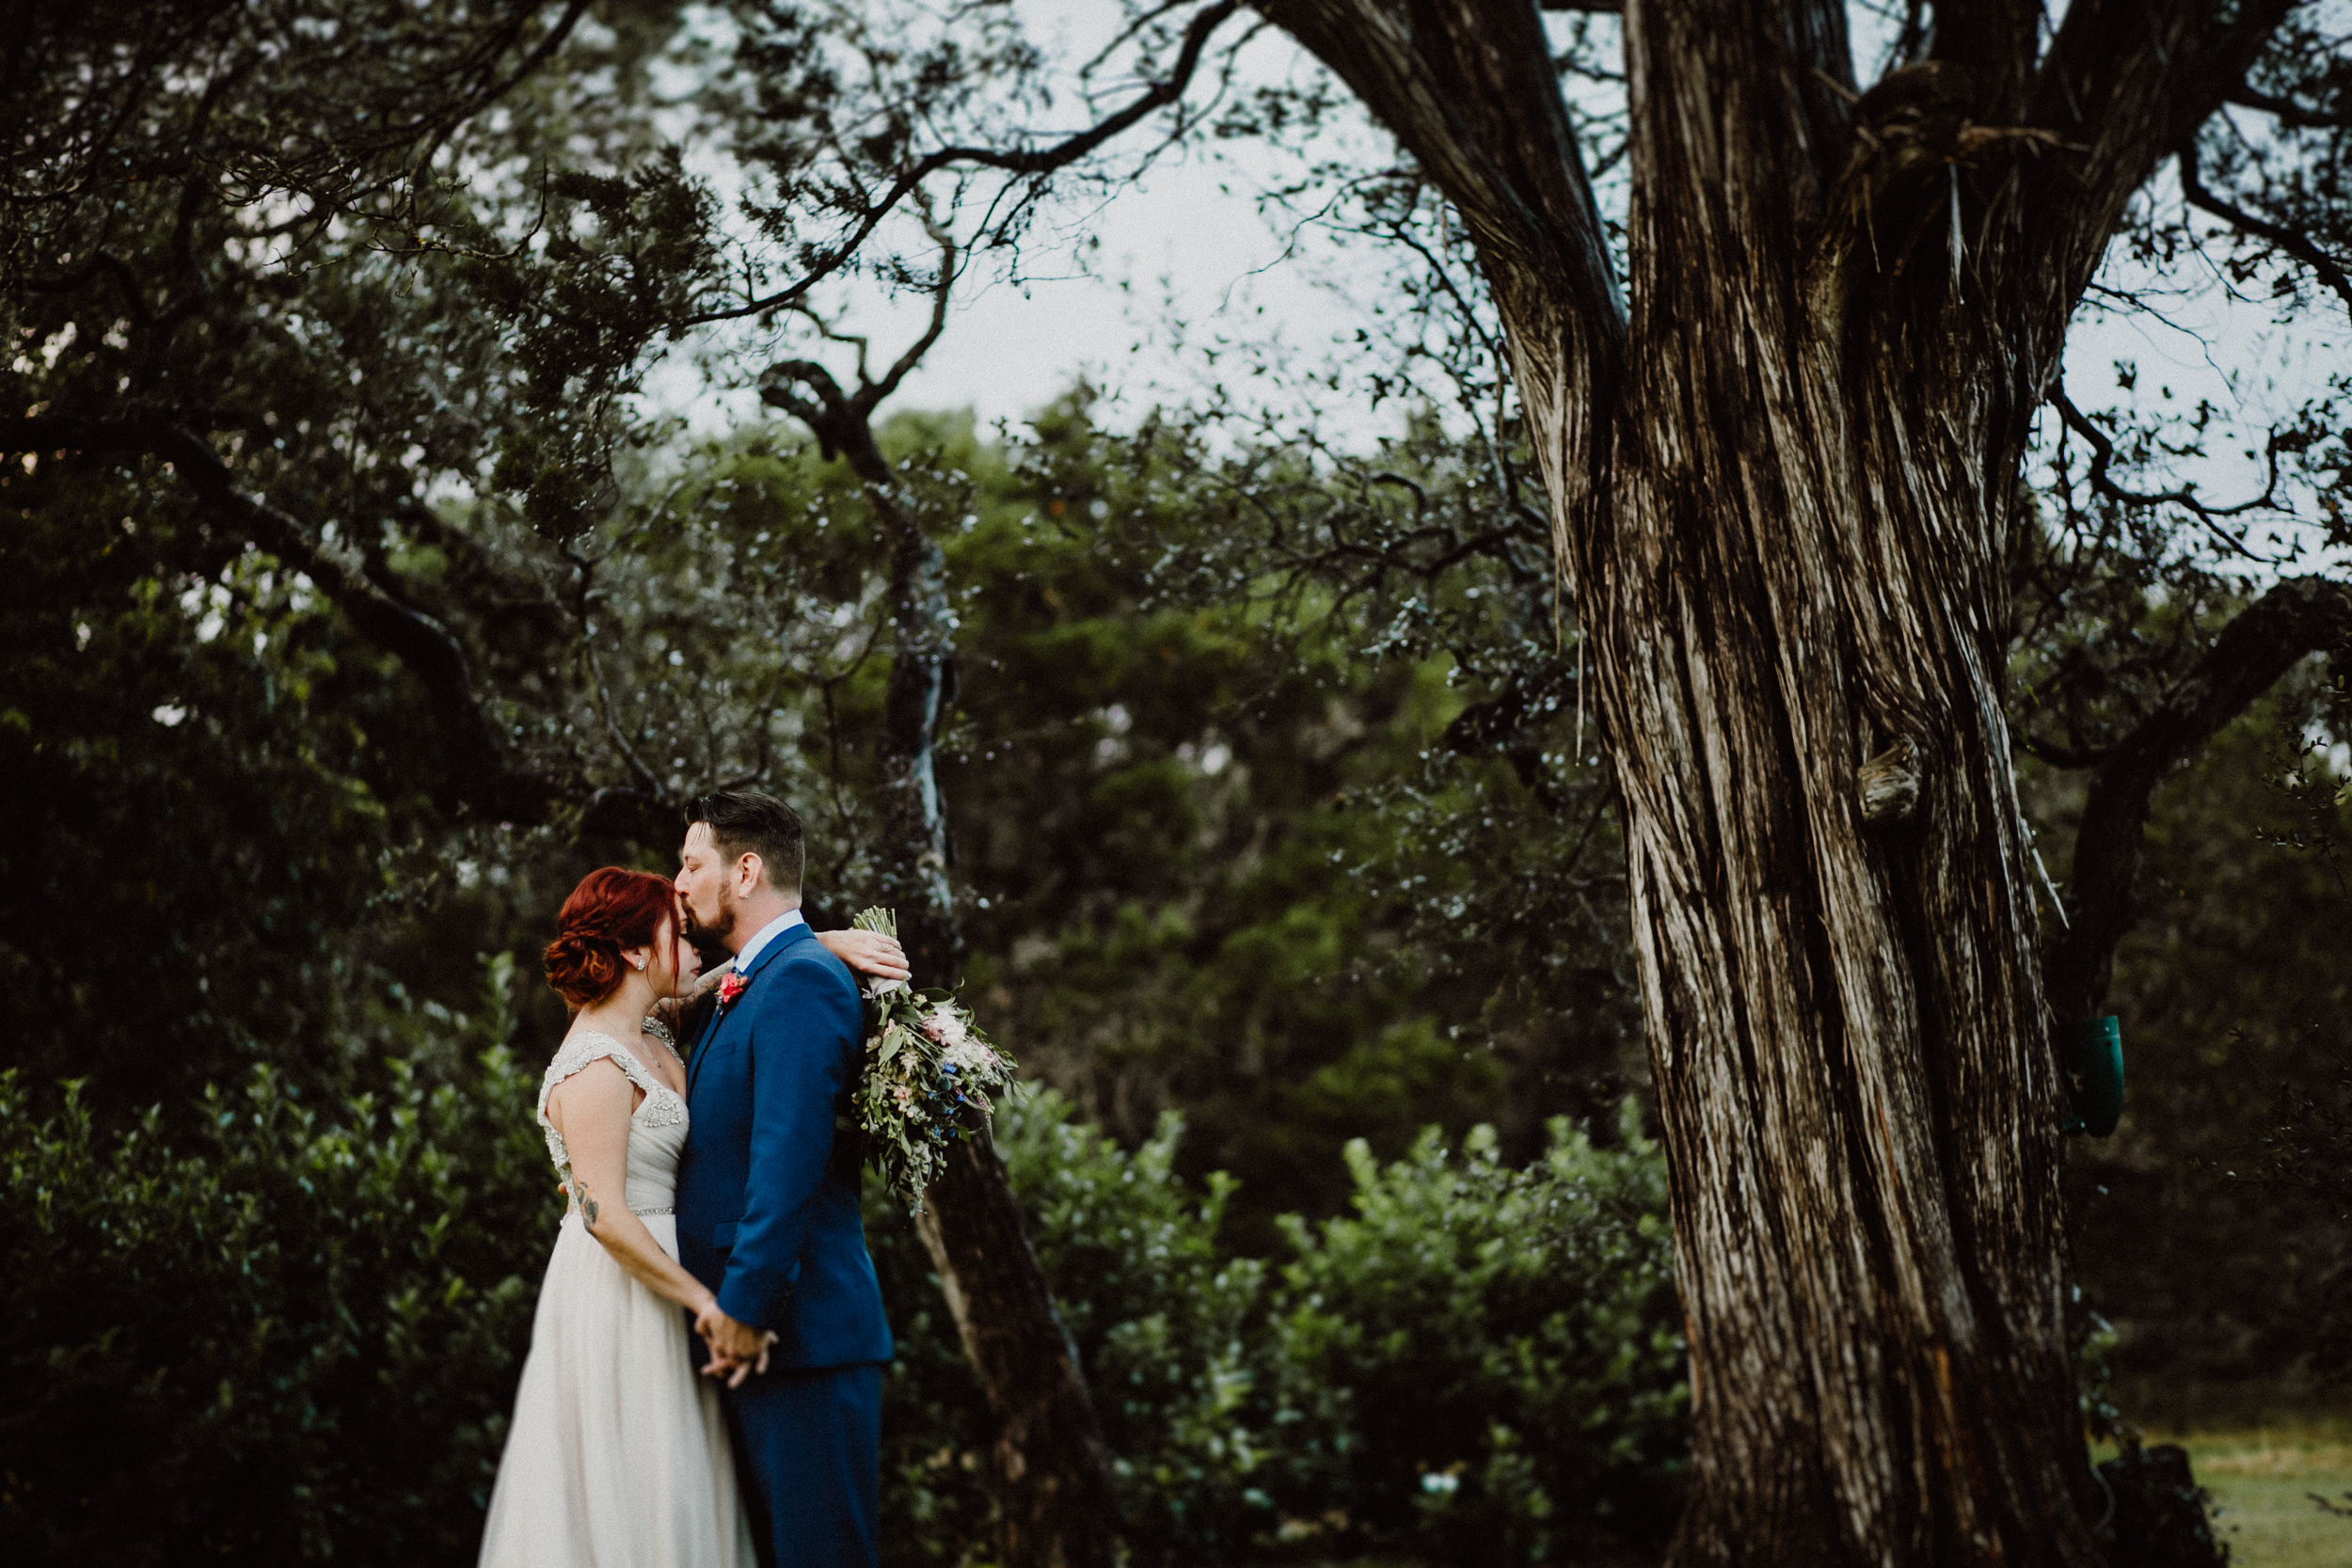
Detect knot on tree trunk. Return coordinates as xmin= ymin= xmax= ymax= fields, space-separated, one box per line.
xmin=1818 ymin=61 xmax=2069 ymax=284
xmin=1858 ymin=735 xmax=1923 ymax=827
xmin=1848 ymin=61 xmax=1982 ymax=170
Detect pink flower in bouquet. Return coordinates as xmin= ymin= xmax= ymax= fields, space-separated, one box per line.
xmin=894 ymin=1084 xmax=914 ymax=1108
xmin=921 ymin=1005 xmax=968 ymax=1048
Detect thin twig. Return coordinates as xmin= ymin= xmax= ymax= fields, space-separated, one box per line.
xmin=2177 ymin=135 xmax=2352 ymax=319
xmin=2049 ymin=387 xmax=2285 ymax=564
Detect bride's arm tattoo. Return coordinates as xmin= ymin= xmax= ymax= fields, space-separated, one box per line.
xmin=567 ymin=1172 xmax=601 ymax=1228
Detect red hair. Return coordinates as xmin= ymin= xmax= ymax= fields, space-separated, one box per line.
xmin=544 ymin=868 xmax=677 ymax=1008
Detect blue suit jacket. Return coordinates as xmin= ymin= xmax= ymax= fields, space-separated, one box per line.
xmin=675 ymin=923 xmax=893 ymax=1369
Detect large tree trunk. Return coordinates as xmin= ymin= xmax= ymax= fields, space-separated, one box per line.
xmin=1603 ymin=40 xmax=2087 ymax=1568
xmin=762 ymin=363 xmax=1120 ymax=1568
xmin=1261 ymin=1 xmax=2290 ymax=1561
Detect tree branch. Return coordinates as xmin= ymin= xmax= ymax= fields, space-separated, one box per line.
xmin=2045 ymin=575 xmax=2352 ymax=1020
xmin=861 ymin=221 xmax=958 ymax=414
xmin=6 ymin=413 xmax=569 ymax=823
xmin=2016 ymin=730 xmax=2110 ymax=771
xmin=1257 ymin=0 xmax=1626 ymax=566
xmin=2049 ymin=386 xmax=2287 ymax=563
xmin=756 ymin=265 xmax=960 ymax=955
xmin=2176 ymin=132 xmax=2352 ymax=320
xmin=2226 ymin=82 xmax=2352 ymax=130
xmin=683 ymin=1 xmax=1240 ymax=327
xmin=1261 ymin=0 xmax=1623 ymax=339
xmin=2020 ymin=0 xmax=2292 ymax=335
xmin=24 ymin=250 xmax=153 ymax=326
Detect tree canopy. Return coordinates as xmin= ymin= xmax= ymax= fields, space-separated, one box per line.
xmin=7 ymin=4 xmax=2352 ymax=1565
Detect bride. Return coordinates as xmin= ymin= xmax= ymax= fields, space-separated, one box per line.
xmin=478 ymin=866 xmax=901 ymax=1568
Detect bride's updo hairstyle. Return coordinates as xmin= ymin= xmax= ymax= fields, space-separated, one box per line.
xmin=544 ymin=867 xmax=677 ymax=1008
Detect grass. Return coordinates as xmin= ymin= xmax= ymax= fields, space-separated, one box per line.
xmin=2110 ymin=1382 xmax=2352 ymax=1566
xmin=1308 ymin=1385 xmax=2352 ymax=1567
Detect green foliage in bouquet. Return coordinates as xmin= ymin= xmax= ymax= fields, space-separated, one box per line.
xmin=850 ymin=909 xmax=1021 ymax=1210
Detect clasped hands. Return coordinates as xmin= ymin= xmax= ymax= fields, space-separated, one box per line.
xmin=693 ymin=1300 xmax=776 ymax=1388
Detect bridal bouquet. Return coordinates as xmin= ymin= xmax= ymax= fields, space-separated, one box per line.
xmin=848 ymin=907 xmax=1020 ymax=1210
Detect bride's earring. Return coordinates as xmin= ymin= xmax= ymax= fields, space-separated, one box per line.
xmin=629 ymin=954 xmax=646 ymax=971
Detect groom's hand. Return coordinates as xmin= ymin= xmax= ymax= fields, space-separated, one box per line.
xmin=696 ymin=1303 xmax=775 ymax=1388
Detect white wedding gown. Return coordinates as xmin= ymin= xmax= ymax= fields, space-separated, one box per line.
xmin=478 ymin=1028 xmax=755 ymax=1568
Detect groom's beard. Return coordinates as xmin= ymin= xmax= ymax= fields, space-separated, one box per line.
xmin=682 ymin=895 xmax=735 ymax=947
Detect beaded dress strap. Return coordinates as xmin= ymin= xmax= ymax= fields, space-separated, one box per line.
xmin=535 ymin=1032 xmax=684 ymax=1183
xmin=639 ymin=1016 xmax=684 ymax=1066
xmin=540 ymin=1031 xmax=663 ymax=1107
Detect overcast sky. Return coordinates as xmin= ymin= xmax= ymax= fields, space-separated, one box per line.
xmin=644 ymin=3 xmax=2343 ymax=540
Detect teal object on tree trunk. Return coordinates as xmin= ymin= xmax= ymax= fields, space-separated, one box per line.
xmin=2060 ymin=1016 xmax=2125 ymax=1137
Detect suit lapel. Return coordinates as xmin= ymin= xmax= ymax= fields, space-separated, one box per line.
xmin=686 ymin=976 xmax=726 ymax=1099
xmin=687 ymin=923 xmax=815 ymax=1098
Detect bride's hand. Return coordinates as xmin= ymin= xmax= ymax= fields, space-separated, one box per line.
xmin=818 ymin=927 xmax=911 ymax=983
xmin=691 ymin=1300 xmax=748 ymax=1386
xmin=696 ymin=1302 xmax=776 ymax=1387
xmin=691 ymin=1297 xmax=729 ymax=1346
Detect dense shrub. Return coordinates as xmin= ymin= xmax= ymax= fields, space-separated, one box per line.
xmin=0 ymin=962 xmax=556 ymax=1567
xmin=7 ymin=1031 xmax=1683 ymax=1567
xmin=1260 ymin=1105 xmax=1688 ymax=1563
xmin=868 ymin=1092 xmax=1275 ymax=1566
xmin=868 ymin=1093 xmax=1687 ymax=1566
xmin=1007 ymin=1101 xmax=1276 ymax=1560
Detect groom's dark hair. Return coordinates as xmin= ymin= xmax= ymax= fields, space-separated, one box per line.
xmin=685 ymin=790 xmax=805 ymax=896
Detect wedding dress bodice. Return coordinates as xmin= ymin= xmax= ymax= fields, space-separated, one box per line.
xmin=537 ymin=1028 xmax=690 ymax=1214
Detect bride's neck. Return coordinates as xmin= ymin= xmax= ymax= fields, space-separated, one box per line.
xmin=571 ymin=980 xmax=654 ymax=1043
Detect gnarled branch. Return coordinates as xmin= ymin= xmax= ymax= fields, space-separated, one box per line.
xmin=684 ymin=1 xmax=1241 ymax=327
xmin=2049 ymin=386 xmax=2287 ymax=562
xmin=2176 ymin=132 xmax=2352 ymax=320
xmin=2045 ymin=575 xmax=2352 ymax=1021
xmin=1256 ymin=0 xmax=1627 ymax=568
xmin=2021 ymin=0 xmax=2293 ymax=336
xmin=5 ymin=413 xmax=570 ymax=823
xmin=2226 ymin=82 xmax=2352 ymax=130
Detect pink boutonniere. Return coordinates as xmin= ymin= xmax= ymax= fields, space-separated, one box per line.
xmin=718 ymin=972 xmax=746 ymax=1007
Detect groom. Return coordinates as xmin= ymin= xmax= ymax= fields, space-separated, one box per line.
xmin=674 ymin=790 xmax=896 ymax=1568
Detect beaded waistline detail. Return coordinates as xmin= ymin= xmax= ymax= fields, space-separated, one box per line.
xmin=630 ymin=1205 xmax=675 ymax=1216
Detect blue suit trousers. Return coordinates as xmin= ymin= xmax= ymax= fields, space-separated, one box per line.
xmin=723 ymin=1362 xmax=882 ymax=1568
